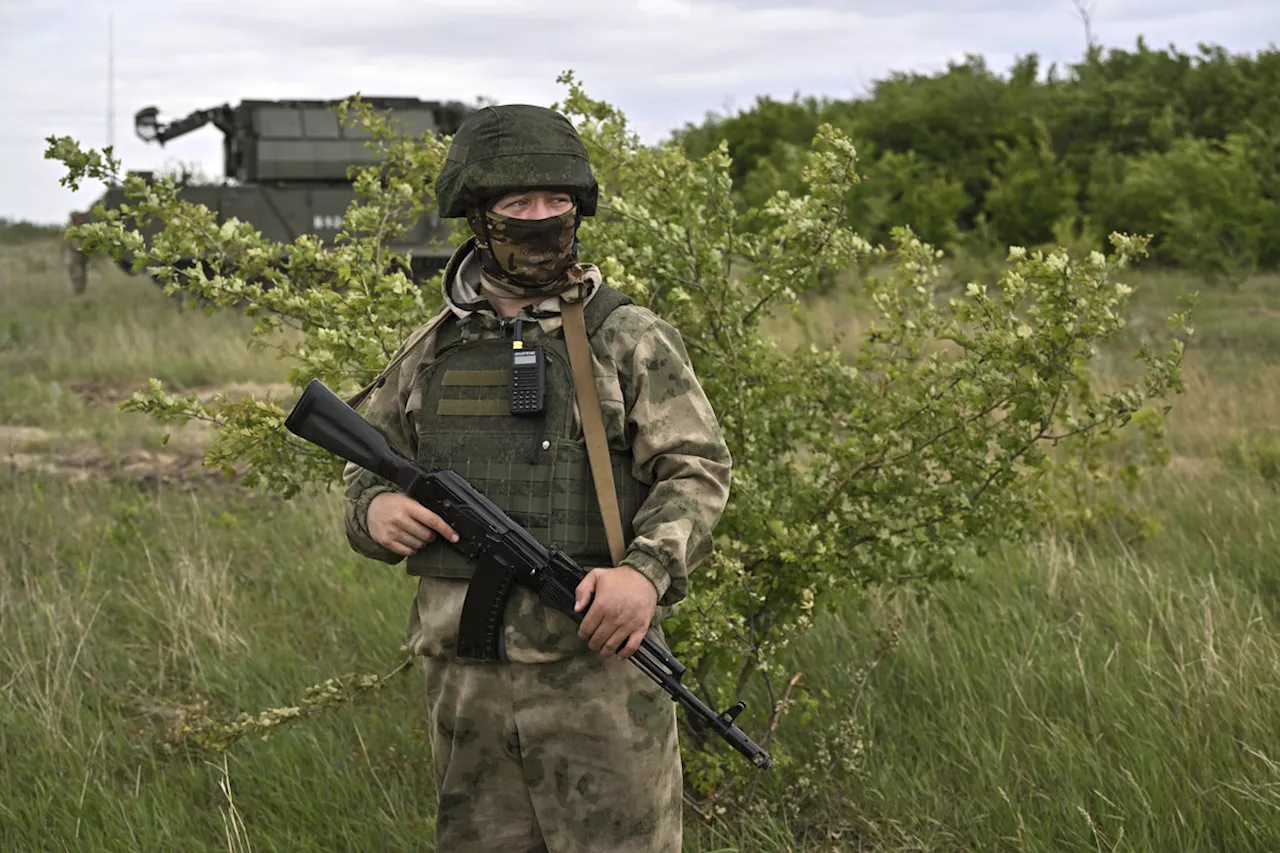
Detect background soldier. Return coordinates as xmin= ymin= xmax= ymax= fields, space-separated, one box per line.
xmin=342 ymin=104 xmax=732 ymax=852
xmin=65 ymin=212 xmax=88 ymax=294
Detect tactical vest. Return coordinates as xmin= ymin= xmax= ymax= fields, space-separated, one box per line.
xmin=406 ymin=286 xmax=651 ymax=579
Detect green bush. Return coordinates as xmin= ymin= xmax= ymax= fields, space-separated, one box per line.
xmin=848 ymin=148 xmax=970 ymax=249
xmin=0 ymin=219 xmax=64 ymax=244
xmin=985 ymin=120 xmax=1079 ymax=249
xmin=1220 ymin=429 xmax=1280 ymax=485
xmin=677 ymin=41 xmax=1280 ymax=275
xmin=1109 ymin=135 xmax=1278 ymax=285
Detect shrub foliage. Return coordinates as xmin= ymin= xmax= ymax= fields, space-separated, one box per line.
xmin=676 ymin=41 xmax=1280 ymax=282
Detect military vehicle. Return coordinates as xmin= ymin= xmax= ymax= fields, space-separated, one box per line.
xmin=66 ymin=97 xmax=475 ymax=293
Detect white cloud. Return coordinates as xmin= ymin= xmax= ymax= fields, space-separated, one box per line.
xmin=2 ymin=0 xmax=1276 ymax=223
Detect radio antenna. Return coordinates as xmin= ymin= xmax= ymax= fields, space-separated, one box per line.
xmin=107 ymin=8 xmax=115 ymax=152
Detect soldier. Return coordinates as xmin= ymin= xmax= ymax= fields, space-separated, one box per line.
xmin=342 ymin=104 xmax=732 ymax=852
xmin=66 ymin=212 xmax=89 ymax=295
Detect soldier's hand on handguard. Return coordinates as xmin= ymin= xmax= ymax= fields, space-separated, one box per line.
xmin=368 ymin=492 xmax=460 ymax=557
xmin=573 ymin=567 xmax=659 ymax=659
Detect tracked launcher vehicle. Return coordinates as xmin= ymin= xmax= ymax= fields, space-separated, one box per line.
xmin=66 ymin=97 xmax=475 ymax=294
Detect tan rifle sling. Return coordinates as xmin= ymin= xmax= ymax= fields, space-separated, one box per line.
xmin=561 ymin=296 xmax=627 ymax=568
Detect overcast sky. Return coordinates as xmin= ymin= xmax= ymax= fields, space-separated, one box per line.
xmin=2 ymin=0 xmax=1276 ymax=224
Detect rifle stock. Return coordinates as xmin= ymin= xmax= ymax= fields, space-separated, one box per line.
xmin=286 ymin=379 xmax=773 ymax=770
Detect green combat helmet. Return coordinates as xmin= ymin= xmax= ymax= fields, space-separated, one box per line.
xmin=435 ymin=104 xmax=599 ymax=219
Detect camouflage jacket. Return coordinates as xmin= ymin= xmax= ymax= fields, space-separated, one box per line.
xmin=342 ymin=240 xmax=732 ymax=662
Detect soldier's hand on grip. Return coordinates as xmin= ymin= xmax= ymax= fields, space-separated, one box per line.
xmin=368 ymin=492 xmax=460 ymax=556
xmin=573 ymin=566 xmax=659 ymax=659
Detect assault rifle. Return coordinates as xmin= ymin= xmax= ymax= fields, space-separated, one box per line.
xmin=284 ymin=379 xmax=773 ymax=770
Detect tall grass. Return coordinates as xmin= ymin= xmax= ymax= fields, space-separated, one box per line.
xmin=0 ymin=475 xmax=438 ymax=852
xmin=2 ymin=238 xmax=1278 ymax=850
xmin=0 ymin=240 xmax=290 ymax=390
xmin=787 ymin=472 xmax=1280 ymax=850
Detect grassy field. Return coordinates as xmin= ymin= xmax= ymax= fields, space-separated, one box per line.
xmin=2 ymin=239 xmax=1278 ymax=852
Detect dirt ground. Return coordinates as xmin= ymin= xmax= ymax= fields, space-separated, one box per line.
xmin=0 ymin=380 xmax=291 ymax=487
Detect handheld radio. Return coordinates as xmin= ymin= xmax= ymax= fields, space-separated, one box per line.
xmin=508 ymin=322 xmax=545 ymax=415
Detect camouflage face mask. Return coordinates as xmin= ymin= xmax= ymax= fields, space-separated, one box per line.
xmin=468 ymin=207 xmax=582 ymax=297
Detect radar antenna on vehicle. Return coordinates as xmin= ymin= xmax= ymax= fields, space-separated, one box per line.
xmin=66 ymin=96 xmax=477 ymax=293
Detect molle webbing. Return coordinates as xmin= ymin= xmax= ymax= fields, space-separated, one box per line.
xmin=443 ymin=370 xmax=507 ymax=386
xmin=436 ymin=399 xmax=511 ymax=417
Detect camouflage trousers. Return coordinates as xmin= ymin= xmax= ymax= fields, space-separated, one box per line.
xmin=422 ymin=651 xmax=682 ymax=853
